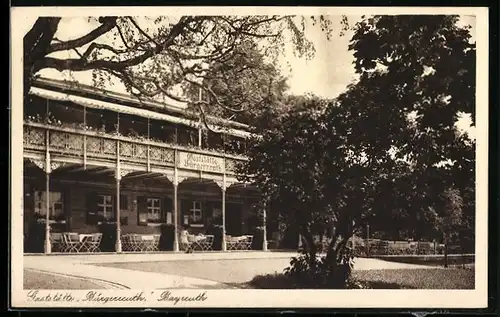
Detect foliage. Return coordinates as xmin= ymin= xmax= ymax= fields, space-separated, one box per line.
xmin=159 ymin=224 xmax=175 ymax=251
xmin=184 ymin=40 xmax=290 ymax=128
xmin=239 ymin=15 xmax=476 ymax=287
xmin=283 ymin=248 xmax=356 ymax=289
xmin=24 ymin=15 xmax=337 ymax=129
xmin=340 ymin=15 xmax=475 ymax=245
xmin=96 ymin=223 xmax=117 ymax=252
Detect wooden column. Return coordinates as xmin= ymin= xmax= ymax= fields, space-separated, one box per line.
xmin=198 ymin=119 xmax=202 ymax=148
xmin=147 ymin=118 xmax=151 ymax=172
xmin=44 ymin=152 xmax=51 ymax=254
xmin=83 ymin=106 xmax=87 ymax=169
xmin=115 ymin=168 xmax=122 ymax=253
xmin=172 ymin=164 xmax=180 ymax=252
xmin=115 ymin=140 xmax=122 ymax=253
xmin=221 ymin=175 xmax=227 ymax=252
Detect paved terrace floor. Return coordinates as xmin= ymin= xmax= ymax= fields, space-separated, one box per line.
xmin=23 ymin=252 xmax=438 ymax=289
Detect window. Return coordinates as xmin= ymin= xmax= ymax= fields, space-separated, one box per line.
xmin=190 ymin=201 xmax=203 ymax=223
xmin=34 ymin=191 xmax=64 ymax=221
xmin=97 ymin=195 xmax=114 ymax=221
xmin=147 ymin=198 xmax=161 ymax=221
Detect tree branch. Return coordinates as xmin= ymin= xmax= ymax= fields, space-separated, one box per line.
xmin=25 ymin=17 xmax=61 ymax=64
xmin=81 ymin=42 xmax=131 ymax=59
xmin=127 ymin=16 xmax=160 ymax=46
xmin=47 ymin=17 xmax=117 ymax=53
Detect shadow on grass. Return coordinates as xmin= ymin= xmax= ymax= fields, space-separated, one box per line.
xmin=245 ymin=273 xmax=404 ymax=289
xmin=245 ymin=267 xmax=475 ymax=290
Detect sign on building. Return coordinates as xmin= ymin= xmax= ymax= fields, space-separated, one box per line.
xmin=177 ymin=151 xmax=225 ymax=174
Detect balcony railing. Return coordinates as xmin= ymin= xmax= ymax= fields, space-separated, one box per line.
xmin=23 ymin=121 xmax=246 ymax=175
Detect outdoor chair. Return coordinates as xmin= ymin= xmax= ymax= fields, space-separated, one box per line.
xmin=199 ymin=235 xmax=214 ymax=251
xmin=185 ymin=234 xmax=197 ymax=252
xmin=81 ymin=233 xmax=102 ymax=252
xmin=238 ymin=235 xmax=253 ymax=251
xmin=141 ymin=235 xmax=157 ymax=252
xmin=129 ymin=234 xmax=143 ymax=252
xmin=152 ymin=234 xmax=160 ymax=251
xmin=121 ymin=234 xmax=131 ymax=251
xmin=62 ymin=232 xmax=81 ymax=253
xmin=226 ymin=236 xmax=239 ymax=251
xmin=50 ymin=233 xmax=63 ymax=252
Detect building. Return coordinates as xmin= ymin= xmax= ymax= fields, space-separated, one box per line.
xmin=23 ymin=77 xmax=278 ymax=254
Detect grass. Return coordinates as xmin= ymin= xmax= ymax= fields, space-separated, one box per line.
xmin=371 ymin=254 xmax=475 ymax=267
xmin=94 ymin=258 xmax=475 ymax=289
xmin=248 ymin=267 xmax=475 ymax=290
xmin=24 ymin=269 xmax=106 ymax=290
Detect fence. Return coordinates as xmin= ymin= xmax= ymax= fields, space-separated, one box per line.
xmin=357 ymin=238 xmax=462 ymax=256
xmin=302 ymin=235 xmax=461 ymax=256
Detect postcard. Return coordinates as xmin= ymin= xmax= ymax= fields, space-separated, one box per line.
xmin=10 ymin=5 xmax=488 ymax=309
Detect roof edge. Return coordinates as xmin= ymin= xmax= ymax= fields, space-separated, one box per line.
xmin=32 ymin=77 xmax=251 ymax=131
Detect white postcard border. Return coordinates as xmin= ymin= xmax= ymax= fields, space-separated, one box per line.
xmin=10 ymin=6 xmax=489 ymax=309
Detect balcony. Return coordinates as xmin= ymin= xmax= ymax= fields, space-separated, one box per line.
xmin=23 ymin=121 xmax=246 ymax=175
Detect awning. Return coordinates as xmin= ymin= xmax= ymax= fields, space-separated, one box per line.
xmin=30 ymin=87 xmax=253 ymax=139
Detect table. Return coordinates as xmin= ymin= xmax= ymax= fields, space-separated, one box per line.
xmin=227 ymin=235 xmax=253 ymax=251
xmin=58 ymin=233 xmax=102 ymax=253
xmin=187 ymin=235 xmax=214 ymax=251
xmin=122 ymin=234 xmax=160 ymax=252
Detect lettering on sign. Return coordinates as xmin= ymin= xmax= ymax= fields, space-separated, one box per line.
xmin=177 ymin=152 xmax=225 ymax=173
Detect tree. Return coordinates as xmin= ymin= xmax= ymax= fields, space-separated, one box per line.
xmin=424 ymin=188 xmax=464 ymax=267
xmin=240 ymin=95 xmax=381 ymax=287
xmin=238 ymin=15 xmax=476 ymax=287
xmin=24 ymin=15 xmax=338 ymax=129
xmin=340 ymin=15 xmax=476 ymax=245
xmin=184 ymin=39 xmax=290 ymax=128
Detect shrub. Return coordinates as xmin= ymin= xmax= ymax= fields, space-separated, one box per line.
xmin=159 ymin=224 xmax=175 ymax=251
xmin=283 ymin=247 xmax=356 ymax=289
xmin=25 ymin=220 xmax=46 ymax=253
xmin=209 ymin=225 xmax=224 ymax=251
xmin=251 ymin=227 xmax=265 ymax=250
xmin=279 ymin=226 xmax=300 ymax=249
xmin=96 ymin=223 xmax=116 ymax=252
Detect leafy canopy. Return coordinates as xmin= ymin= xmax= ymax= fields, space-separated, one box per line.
xmin=24 ymin=15 xmax=342 ymax=127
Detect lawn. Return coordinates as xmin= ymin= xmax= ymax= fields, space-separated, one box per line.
xmin=95 ymin=258 xmax=474 ymax=289
xmin=24 ymin=269 xmax=106 ymax=290
xmin=248 ymin=268 xmax=475 ymax=289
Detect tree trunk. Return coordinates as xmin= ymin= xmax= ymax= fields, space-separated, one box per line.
xmin=443 ymin=235 xmax=448 ymax=268
xmin=299 ymin=224 xmax=317 ymax=267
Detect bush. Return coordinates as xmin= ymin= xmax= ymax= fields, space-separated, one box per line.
xmin=209 ymin=225 xmax=224 ymax=251
xmin=25 ymin=220 xmax=46 ymax=253
xmin=283 ymin=247 xmax=355 ymax=289
xmin=97 ymin=223 xmax=117 ymax=252
xmin=279 ymin=226 xmax=300 ymax=249
xmin=251 ymin=227 xmax=265 ymax=250
xmin=159 ymin=224 xmax=175 ymax=251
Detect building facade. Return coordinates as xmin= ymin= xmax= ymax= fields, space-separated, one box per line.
xmin=23 ymin=78 xmax=277 ymax=254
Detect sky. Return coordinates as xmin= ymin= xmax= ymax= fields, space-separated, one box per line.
xmin=22 ymin=14 xmax=476 ymax=135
